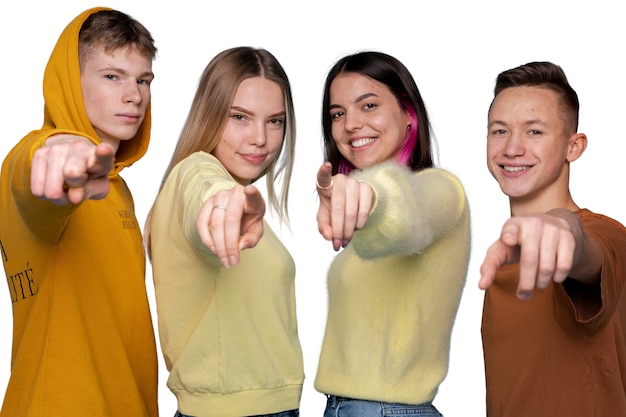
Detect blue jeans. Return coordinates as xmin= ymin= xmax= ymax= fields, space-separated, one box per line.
xmin=175 ymin=409 xmax=299 ymax=417
xmin=323 ymin=395 xmax=443 ymax=417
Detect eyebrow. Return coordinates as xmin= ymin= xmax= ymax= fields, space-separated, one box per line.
xmin=355 ymin=92 xmax=378 ymax=102
xmin=329 ymin=92 xmax=378 ymax=110
xmin=488 ymin=119 xmax=548 ymax=129
xmin=488 ymin=120 xmax=507 ymax=129
xmin=98 ymin=66 xmax=154 ymax=80
xmin=231 ymin=106 xmax=286 ymax=118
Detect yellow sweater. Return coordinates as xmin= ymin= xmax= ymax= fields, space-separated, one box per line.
xmin=150 ymin=152 xmax=304 ymax=417
xmin=0 ymin=7 xmax=158 ymax=417
xmin=314 ymin=162 xmax=470 ymax=405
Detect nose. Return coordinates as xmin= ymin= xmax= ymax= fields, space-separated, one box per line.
xmin=502 ymin=131 xmax=524 ymax=157
xmin=344 ymin=111 xmax=362 ymax=131
xmin=251 ymin=121 xmax=267 ymax=146
xmin=123 ymin=81 xmax=142 ymax=104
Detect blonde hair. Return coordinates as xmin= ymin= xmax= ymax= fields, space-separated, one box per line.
xmin=144 ymin=47 xmax=296 ymax=257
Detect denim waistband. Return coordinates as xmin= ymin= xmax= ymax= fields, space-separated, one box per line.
xmin=326 ymin=395 xmax=356 ymax=406
xmin=325 ymin=395 xmax=437 ymax=410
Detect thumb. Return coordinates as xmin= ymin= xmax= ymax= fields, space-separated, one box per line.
xmin=316 ymin=162 xmax=334 ymax=193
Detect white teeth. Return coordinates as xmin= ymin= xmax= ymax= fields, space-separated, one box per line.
xmin=351 ymin=138 xmax=376 ymax=148
xmin=504 ymin=166 xmax=527 ymax=172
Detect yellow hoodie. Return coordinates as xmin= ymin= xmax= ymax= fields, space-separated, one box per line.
xmin=0 ymin=8 xmax=158 ymax=416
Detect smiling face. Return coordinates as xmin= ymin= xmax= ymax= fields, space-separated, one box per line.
xmin=487 ymin=86 xmax=584 ymax=213
xmin=328 ymin=73 xmax=411 ymax=169
xmin=212 ymin=76 xmax=286 ymax=185
xmin=81 ymin=44 xmax=154 ymax=151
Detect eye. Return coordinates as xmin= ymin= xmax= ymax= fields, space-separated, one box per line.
xmin=528 ymin=129 xmax=541 ymax=136
xmin=105 ymin=74 xmax=118 ymax=81
xmin=231 ymin=113 xmax=247 ymax=122
xmin=268 ymin=118 xmax=285 ymax=129
xmin=331 ymin=111 xmax=344 ymax=121
xmin=363 ymin=103 xmax=377 ymax=111
xmin=137 ymin=79 xmax=151 ymax=86
xmin=491 ymin=129 xmax=507 ymax=136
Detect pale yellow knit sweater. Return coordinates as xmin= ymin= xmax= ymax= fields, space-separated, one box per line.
xmin=150 ymin=152 xmax=304 ymax=417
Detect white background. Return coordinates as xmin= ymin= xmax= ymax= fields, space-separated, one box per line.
xmin=1 ymin=1 xmax=625 ymax=416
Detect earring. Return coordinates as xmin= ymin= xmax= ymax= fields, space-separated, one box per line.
xmin=407 ymin=124 xmax=412 ymax=131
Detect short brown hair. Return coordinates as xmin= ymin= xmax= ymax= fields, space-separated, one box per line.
xmin=78 ymin=10 xmax=157 ymax=65
xmin=492 ymin=61 xmax=579 ymax=133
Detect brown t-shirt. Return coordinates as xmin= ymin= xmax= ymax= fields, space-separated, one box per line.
xmin=482 ymin=209 xmax=626 ymax=417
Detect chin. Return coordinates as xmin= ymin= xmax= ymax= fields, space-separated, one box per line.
xmin=350 ymin=158 xmax=372 ymax=169
xmin=109 ymin=133 xmax=138 ymax=142
xmin=500 ymin=185 xmax=530 ymax=199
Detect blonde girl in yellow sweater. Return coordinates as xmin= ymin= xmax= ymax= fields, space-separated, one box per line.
xmin=145 ymin=47 xmax=303 ymax=417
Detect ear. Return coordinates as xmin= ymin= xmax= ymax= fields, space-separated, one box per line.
xmin=403 ymin=107 xmax=412 ymax=129
xmin=566 ymin=133 xmax=587 ymax=162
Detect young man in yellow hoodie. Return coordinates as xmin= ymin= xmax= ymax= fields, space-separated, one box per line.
xmin=0 ymin=8 xmax=159 ymax=416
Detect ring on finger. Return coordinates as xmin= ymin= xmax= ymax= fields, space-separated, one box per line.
xmin=316 ymin=179 xmax=334 ymax=190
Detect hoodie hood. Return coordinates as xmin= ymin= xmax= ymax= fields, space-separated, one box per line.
xmin=41 ymin=6 xmax=152 ymax=173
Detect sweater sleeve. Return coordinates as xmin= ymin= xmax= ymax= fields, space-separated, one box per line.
xmin=350 ymin=162 xmax=469 ymax=259
xmin=173 ymin=152 xmax=238 ymax=260
xmin=553 ymin=210 xmax=626 ymax=335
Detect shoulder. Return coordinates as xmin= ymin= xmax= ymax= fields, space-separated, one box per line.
xmin=578 ymin=209 xmax=626 ymax=244
xmin=177 ymin=151 xmax=221 ymax=169
xmin=578 ymin=208 xmax=626 ymax=230
xmin=170 ymin=152 xmax=230 ymax=179
xmin=352 ymin=163 xmax=463 ymax=185
xmin=577 ymin=208 xmax=626 ymax=284
xmin=417 ymin=167 xmax=466 ymax=186
xmin=159 ymin=152 xmax=235 ymax=199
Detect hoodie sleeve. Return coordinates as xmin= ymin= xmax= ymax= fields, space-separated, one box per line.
xmin=3 ymin=5 xmax=148 ymax=244
xmin=3 ymin=129 xmax=99 ymax=244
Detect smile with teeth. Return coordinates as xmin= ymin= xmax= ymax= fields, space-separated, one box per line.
xmin=503 ymin=165 xmax=529 ymax=173
xmin=350 ymin=137 xmax=376 ymax=148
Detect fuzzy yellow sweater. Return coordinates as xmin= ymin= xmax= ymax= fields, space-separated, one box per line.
xmin=315 ymin=162 xmax=471 ymax=405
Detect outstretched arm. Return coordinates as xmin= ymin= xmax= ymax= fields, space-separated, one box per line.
xmin=31 ymin=134 xmax=116 ymax=205
xmin=196 ymin=184 xmax=265 ymax=268
xmin=479 ymin=208 xmax=602 ymax=300
xmin=316 ymin=162 xmax=375 ymax=251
